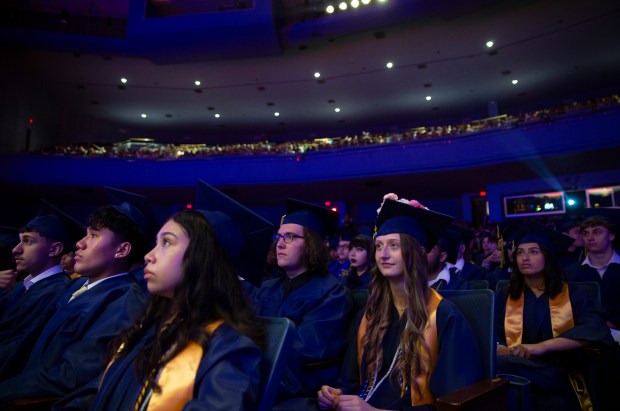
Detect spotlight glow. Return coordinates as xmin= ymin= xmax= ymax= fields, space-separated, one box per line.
xmin=215 ymin=114 xmax=220 ymax=118
xmin=486 ymin=41 xmax=494 ymax=48
xmin=326 ymin=5 xmax=334 ymax=13
xmin=361 ymin=0 xmax=371 ymax=4
xmin=339 ymin=2 xmax=347 ymax=10
xmin=140 ymin=113 xmax=146 ymax=118
xmin=274 ymin=112 xmax=280 ymax=117
xmin=425 ymin=96 xmax=432 ymax=101
xmin=386 ymin=62 xmax=394 ymax=69
xmin=335 ymin=107 xmax=341 ymax=112
xmin=512 ymin=79 xmax=519 ymax=85
xmin=350 ymin=0 xmax=360 ymax=8
xmin=314 ymin=72 xmax=321 ymax=78
xmin=194 ymin=80 xmax=201 ymax=86
xmin=121 ymin=78 xmax=127 ymax=84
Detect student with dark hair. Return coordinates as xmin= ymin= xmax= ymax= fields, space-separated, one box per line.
xmin=319 ymin=194 xmax=482 ymax=410
xmin=426 ymin=230 xmax=470 ymax=291
xmin=496 ymin=221 xmax=615 ymax=411
xmin=90 ymin=205 xmax=266 ymax=410
xmin=340 ymin=234 xmax=373 ymax=290
xmin=0 ymin=199 xmax=150 ymax=406
xmin=565 ymin=208 xmax=620 ymax=343
xmin=246 ymin=199 xmax=352 ymax=407
xmin=0 ymin=201 xmax=83 ymax=377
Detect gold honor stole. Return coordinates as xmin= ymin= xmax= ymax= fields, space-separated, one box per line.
xmin=357 ymin=288 xmax=442 ymax=406
xmin=146 ymin=320 xmax=224 ymax=411
xmin=505 ymin=283 xmax=574 ymax=347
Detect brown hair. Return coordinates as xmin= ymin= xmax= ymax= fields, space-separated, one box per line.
xmin=266 ymin=226 xmax=329 ymax=274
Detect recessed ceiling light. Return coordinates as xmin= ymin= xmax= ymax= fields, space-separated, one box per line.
xmin=194 ymin=80 xmax=201 ymax=86
xmin=314 ymin=72 xmax=321 ymax=78
xmin=386 ymin=62 xmax=394 ymax=69
xmin=351 ymin=0 xmax=360 ymax=8
xmin=426 ymin=96 xmax=432 ymax=101
xmin=215 ymin=114 xmax=220 ymax=118
xmin=339 ymin=2 xmax=347 ymax=11
xmin=121 ymin=78 xmax=128 ymax=84
xmin=326 ymin=5 xmax=334 ymax=13
xmin=274 ymin=112 xmax=280 ymax=117
xmin=512 ymin=79 xmax=519 ymax=85
xmin=486 ymin=41 xmax=494 ymax=48
xmin=335 ymin=107 xmax=341 ymax=112
xmin=141 ymin=113 xmax=147 ymax=118
xmin=361 ymin=0 xmax=371 ymax=4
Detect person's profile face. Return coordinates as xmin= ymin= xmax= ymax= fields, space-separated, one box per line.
xmin=74 ymin=227 xmax=122 ymax=277
xmin=13 ymin=231 xmax=54 ymax=274
xmin=144 ymin=219 xmax=190 ymax=298
xmin=337 ymin=240 xmax=350 ymax=262
xmin=275 ymin=223 xmax=306 ymax=276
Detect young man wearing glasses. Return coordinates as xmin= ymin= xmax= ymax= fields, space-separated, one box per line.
xmin=245 ymin=199 xmax=352 ymax=409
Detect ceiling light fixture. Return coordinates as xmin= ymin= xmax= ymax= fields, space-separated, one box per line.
xmin=386 ymin=62 xmax=394 ymax=69
xmin=512 ymin=79 xmax=519 ymax=85
xmin=141 ymin=113 xmax=147 ymax=118
xmin=326 ymin=5 xmax=335 ymax=13
xmin=335 ymin=107 xmax=341 ymax=112
xmin=194 ymin=80 xmax=201 ymax=86
xmin=486 ymin=41 xmax=494 ymax=48
xmin=350 ymin=0 xmax=360 ymax=8
xmin=215 ymin=114 xmax=221 ymax=118
xmin=339 ymin=2 xmax=347 ymax=11
xmin=426 ymin=96 xmax=432 ymax=101
xmin=121 ymin=78 xmax=128 ymax=84
xmin=314 ymin=72 xmax=321 ymax=78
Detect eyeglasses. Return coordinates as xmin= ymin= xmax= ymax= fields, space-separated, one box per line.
xmin=337 ymin=244 xmax=350 ymax=250
xmin=273 ymin=233 xmax=305 ymax=244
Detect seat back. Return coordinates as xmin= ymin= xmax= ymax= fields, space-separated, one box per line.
xmin=258 ymin=316 xmax=296 ymax=411
xmin=440 ymin=289 xmax=496 ymax=378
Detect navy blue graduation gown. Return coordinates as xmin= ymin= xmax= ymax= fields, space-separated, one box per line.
xmin=565 ymin=262 xmax=620 ymax=328
xmin=329 ymin=259 xmax=351 ymax=278
xmin=89 ymin=324 xmax=261 ymax=411
xmin=245 ymin=273 xmax=352 ymax=400
xmin=0 ymin=274 xmax=147 ymax=402
xmin=0 ymin=271 xmax=74 ymax=378
xmin=431 ymin=271 xmax=471 ymax=291
xmin=338 ymin=300 xmax=483 ymax=410
xmin=496 ymin=285 xmax=615 ymax=411
xmin=456 ymin=261 xmax=486 ymax=281
xmin=339 ymin=270 xmax=371 ymax=290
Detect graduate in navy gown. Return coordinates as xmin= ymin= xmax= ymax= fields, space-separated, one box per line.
xmin=0 ymin=201 xmax=83 ymax=378
xmin=318 ymin=194 xmax=483 ymax=411
xmin=90 ymin=202 xmax=266 ymax=411
xmin=426 ymin=230 xmax=470 ymax=292
xmin=245 ymin=199 xmax=352 ymax=406
xmin=0 ymin=198 xmax=151 ymax=407
xmin=495 ymin=221 xmax=615 ymax=411
xmin=339 ymin=234 xmax=373 ymax=290
xmin=564 ymin=208 xmax=620 ymax=343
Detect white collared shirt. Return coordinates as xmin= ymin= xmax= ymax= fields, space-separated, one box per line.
xmin=23 ymin=264 xmax=64 ymax=291
xmin=454 ymin=257 xmax=465 ymax=271
xmin=85 ymin=272 xmax=129 ymax=290
xmin=428 ymin=265 xmax=451 ymax=287
xmin=582 ymin=251 xmax=620 ymax=278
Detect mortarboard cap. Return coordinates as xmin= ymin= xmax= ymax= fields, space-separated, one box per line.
xmin=23 ymin=200 xmax=84 ymax=253
xmin=104 ymin=187 xmax=159 ymax=238
xmin=375 ymin=199 xmax=454 ymax=250
xmin=195 ymin=180 xmax=274 ymax=287
xmin=512 ymin=221 xmax=574 ymax=257
xmin=439 ymin=229 xmax=462 ymax=265
xmin=281 ymin=199 xmax=339 ymax=238
xmin=582 ymin=207 xmax=620 ymax=235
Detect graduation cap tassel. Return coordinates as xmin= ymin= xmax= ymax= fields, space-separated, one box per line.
xmin=497 ymin=226 xmax=505 ymax=269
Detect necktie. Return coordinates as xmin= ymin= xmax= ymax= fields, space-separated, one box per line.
xmin=68 ymin=283 xmax=88 ymax=302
